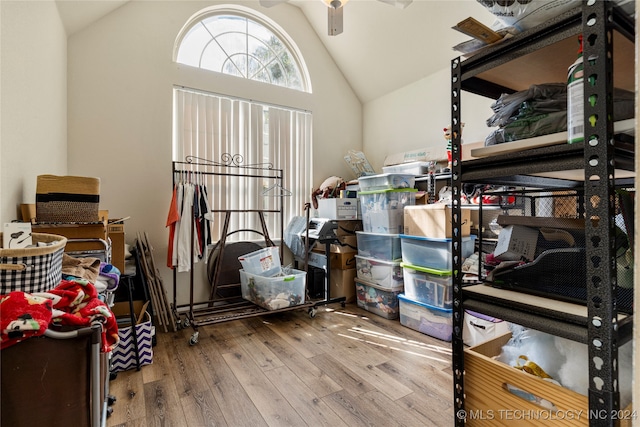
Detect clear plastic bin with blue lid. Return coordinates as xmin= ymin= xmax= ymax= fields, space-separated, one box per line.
xmin=399 ymin=234 xmax=476 ymax=270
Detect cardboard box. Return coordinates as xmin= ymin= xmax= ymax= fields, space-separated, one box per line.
xmin=22 ymin=204 xmax=126 ymax=270
xmin=328 ymin=251 xmax=356 ymax=270
xmin=317 ymin=198 xmax=360 ymax=220
xmin=108 ymin=223 xmax=125 ymax=272
xmin=31 ymin=222 xmax=107 ymax=239
xmin=403 ymin=204 xmax=471 ymax=238
xmin=334 ymin=220 xmax=363 ymax=236
xmin=300 ymin=253 xmax=356 ymax=302
xmin=330 ymin=268 xmax=356 ymax=303
xmin=464 ymin=333 xmax=633 ymax=427
xmin=493 ymin=225 xmax=539 ymax=261
xmin=314 ymin=235 xmax=357 ymax=253
xmin=312 ymin=249 xmax=356 ymax=270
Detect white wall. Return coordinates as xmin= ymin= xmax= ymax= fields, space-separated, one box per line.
xmin=66 ymin=0 xmax=361 ymax=304
xmin=0 ymin=1 xmax=67 ymax=224
xmin=363 ymin=67 xmax=495 ymax=172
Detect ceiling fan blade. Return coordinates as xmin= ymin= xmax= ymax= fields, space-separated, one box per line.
xmin=328 ymin=4 xmax=343 ymax=36
xmin=259 ymin=0 xmax=289 ymax=7
xmin=377 ymin=0 xmax=413 ymax=9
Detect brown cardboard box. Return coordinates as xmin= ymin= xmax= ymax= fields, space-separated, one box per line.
xmin=111 ymin=300 xmax=149 ymax=325
xmin=108 ymin=223 xmax=125 ymax=272
xmin=23 ymin=204 xmax=126 ymax=270
xmin=314 ymin=235 xmax=357 ymax=253
xmin=312 ymin=248 xmax=356 ymax=270
xmin=31 ymin=222 xmax=108 ymax=254
xmin=403 ymin=204 xmax=471 ymax=238
xmin=329 ymin=268 xmax=356 ymax=303
xmin=334 ymin=220 xmax=363 ymax=236
xmin=328 ymin=252 xmax=357 ymax=270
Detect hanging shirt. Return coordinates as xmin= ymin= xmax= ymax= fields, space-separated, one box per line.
xmin=177 ymin=183 xmax=194 ymax=272
xmin=166 ymin=185 xmax=180 ymax=269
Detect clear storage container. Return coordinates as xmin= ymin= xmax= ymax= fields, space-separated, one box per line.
xmin=239 ymin=269 xmax=306 ymax=310
xmin=401 ymin=262 xmax=452 ymax=308
xmin=359 ymin=188 xmax=417 ymax=234
xmin=356 ymin=231 xmax=402 ymax=261
xmin=382 ymin=161 xmax=435 ymax=175
xmin=398 ymin=294 xmax=453 ymax=341
xmin=355 ymin=255 xmax=403 ymax=289
xmin=355 ymin=278 xmax=403 ymax=319
xmin=358 ymin=173 xmax=416 ymax=191
xmin=400 ymin=234 xmax=475 ymax=270
xmin=238 ymin=246 xmax=281 ymax=277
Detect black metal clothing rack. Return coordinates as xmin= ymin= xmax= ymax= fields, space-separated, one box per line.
xmin=170 ymin=155 xmax=343 ymax=345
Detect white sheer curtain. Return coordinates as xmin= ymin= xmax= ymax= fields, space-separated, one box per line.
xmin=173 ymin=87 xmax=311 ymax=243
xmin=267 ymin=107 xmax=313 ymax=226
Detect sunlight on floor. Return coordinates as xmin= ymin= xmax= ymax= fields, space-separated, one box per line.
xmin=328 ymin=307 xmax=452 ymax=363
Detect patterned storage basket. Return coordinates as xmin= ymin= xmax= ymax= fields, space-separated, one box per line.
xmin=111 ymin=311 xmax=154 ymax=372
xmin=36 ymin=175 xmax=100 ymax=223
xmin=0 ymin=233 xmax=67 ymax=294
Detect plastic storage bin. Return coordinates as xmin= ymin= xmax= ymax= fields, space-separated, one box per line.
xmin=239 ymin=269 xmax=306 ymax=310
xmin=400 ymin=234 xmax=475 ymax=270
xmin=358 ymin=173 xmax=416 ymax=191
xmin=398 ymin=294 xmax=453 ymax=341
xmin=355 ymin=278 xmax=403 ymax=319
xmin=359 ymin=189 xmax=417 ymax=234
xmin=238 ymin=246 xmax=282 ymax=277
xmin=356 ymin=231 xmax=402 ymax=261
xmin=355 ymin=255 xmax=403 ymax=289
xmin=401 ymin=262 xmax=452 ymax=308
xmin=382 ymin=161 xmax=435 ymax=175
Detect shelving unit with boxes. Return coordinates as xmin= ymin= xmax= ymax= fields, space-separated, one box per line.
xmin=450 ymin=2 xmax=635 ymax=426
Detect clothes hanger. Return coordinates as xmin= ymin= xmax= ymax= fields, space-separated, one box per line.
xmin=262 ymin=182 xmax=292 ymax=197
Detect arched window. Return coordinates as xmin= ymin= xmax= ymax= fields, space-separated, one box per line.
xmin=172 ymin=6 xmax=313 ymax=245
xmin=175 ymin=6 xmax=311 ymax=92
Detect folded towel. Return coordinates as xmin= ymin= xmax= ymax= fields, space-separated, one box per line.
xmin=62 ymin=253 xmax=101 ymax=283
xmin=99 ymin=262 xmax=121 ymax=291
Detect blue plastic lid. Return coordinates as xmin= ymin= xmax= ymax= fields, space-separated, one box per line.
xmin=399 ymin=234 xmax=476 ymax=242
xmin=398 ymin=293 xmax=452 ymax=313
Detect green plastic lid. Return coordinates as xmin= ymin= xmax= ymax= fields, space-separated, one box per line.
xmin=400 ymin=262 xmax=452 ymax=276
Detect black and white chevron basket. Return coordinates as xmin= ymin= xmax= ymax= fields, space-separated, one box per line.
xmin=111 ymin=312 xmax=153 ymax=372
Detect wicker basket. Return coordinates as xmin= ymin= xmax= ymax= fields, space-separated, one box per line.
xmin=36 ymin=175 xmax=100 ymax=223
xmin=0 ymin=233 xmax=67 ymax=294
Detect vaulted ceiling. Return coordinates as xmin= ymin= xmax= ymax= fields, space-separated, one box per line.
xmin=55 ymin=0 xmax=496 ymax=103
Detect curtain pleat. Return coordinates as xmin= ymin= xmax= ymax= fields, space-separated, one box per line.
xmin=173 ymin=87 xmax=310 ymax=244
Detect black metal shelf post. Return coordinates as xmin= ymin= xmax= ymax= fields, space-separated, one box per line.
xmin=583 ymin=1 xmax=619 ymax=421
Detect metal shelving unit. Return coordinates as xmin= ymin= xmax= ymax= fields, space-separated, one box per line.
xmin=450 ymin=2 xmax=635 ymax=426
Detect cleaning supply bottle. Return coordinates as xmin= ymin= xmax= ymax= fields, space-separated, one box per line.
xmin=567 ymin=35 xmax=584 ymax=144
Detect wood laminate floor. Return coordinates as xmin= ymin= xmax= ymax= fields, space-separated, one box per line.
xmin=106 ymin=302 xmax=454 ymax=427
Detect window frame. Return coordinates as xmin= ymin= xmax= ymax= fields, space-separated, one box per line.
xmin=173 ymin=4 xmax=312 ymax=93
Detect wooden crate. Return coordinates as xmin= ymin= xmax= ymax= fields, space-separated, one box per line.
xmin=464 ymin=333 xmax=632 ymax=426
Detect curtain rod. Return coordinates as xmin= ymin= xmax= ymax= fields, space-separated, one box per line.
xmin=173 ymin=84 xmax=312 ymax=114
